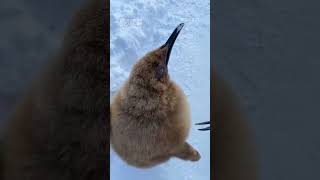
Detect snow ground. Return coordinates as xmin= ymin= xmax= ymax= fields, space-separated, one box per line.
xmin=110 ymin=0 xmax=210 ymax=179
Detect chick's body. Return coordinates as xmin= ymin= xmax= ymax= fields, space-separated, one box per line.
xmin=111 ymin=79 xmax=190 ymax=167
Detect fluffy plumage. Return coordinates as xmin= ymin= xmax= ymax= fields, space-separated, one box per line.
xmin=111 ymin=30 xmax=200 ymax=168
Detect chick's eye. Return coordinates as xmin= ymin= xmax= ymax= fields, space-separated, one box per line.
xmin=159 ymin=66 xmax=164 ymax=74
xmin=156 ymin=65 xmax=165 ymax=80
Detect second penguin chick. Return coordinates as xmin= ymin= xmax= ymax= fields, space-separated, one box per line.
xmin=111 ymin=23 xmax=200 ymax=168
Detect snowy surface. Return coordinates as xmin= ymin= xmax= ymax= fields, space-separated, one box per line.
xmin=110 ymin=0 xmax=210 ymax=179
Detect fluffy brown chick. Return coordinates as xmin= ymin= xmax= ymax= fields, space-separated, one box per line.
xmin=111 ymin=23 xmax=200 ymax=168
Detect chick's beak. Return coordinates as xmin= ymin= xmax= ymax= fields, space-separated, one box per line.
xmin=160 ymin=23 xmax=184 ymax=65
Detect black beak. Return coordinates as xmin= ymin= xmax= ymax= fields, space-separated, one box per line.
xmin=161 ymin=23 xmax=184 ymax=65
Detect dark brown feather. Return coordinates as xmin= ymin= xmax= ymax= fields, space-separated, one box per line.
xmin=3 ymin=0 xmax=109 ymax=179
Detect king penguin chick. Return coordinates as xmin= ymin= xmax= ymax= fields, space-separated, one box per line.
xmin=111 ymin=23 xmax=200 ymax=168
xmin=3 ymin=0 xmax=108 ymax=179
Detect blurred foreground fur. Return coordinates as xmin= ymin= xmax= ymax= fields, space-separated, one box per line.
xmin=213 ymin=71 xmax=258 ymax=180
xmin=1 ymin=0 xmax=108 ymax=179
